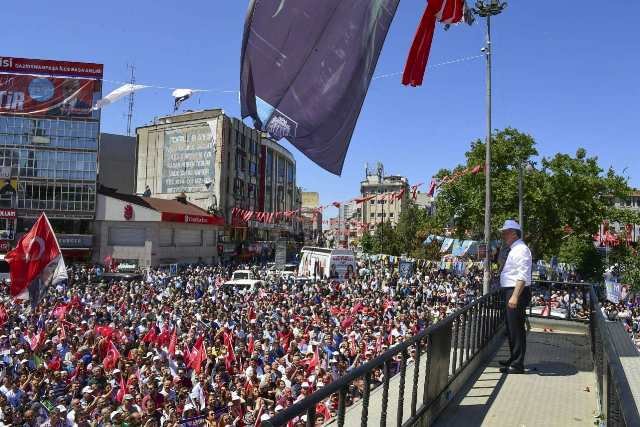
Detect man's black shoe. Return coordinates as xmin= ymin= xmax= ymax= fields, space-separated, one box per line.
xmin=498 ymin=360 xmax=511 ymax=367
xmin=500 ymin=366 xmax=524 ymax=374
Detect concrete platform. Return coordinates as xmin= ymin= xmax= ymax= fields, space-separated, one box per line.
xmin=435 ymin=326 xmax=598 ymax=427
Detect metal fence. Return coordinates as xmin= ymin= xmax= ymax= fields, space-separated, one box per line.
xmin=588 ymin=285 xmax=640 ymax=427
xmin=528 ymin=279 xmax=593 ymax=321
xmin=263 ymin=289 xmax=505 ymax=427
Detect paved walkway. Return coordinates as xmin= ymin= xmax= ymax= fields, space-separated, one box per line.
xmin=436 ymin=326 xmax=598 ymax=427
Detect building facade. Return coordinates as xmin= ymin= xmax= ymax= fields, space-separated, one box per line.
xmin=301 ymin=191 xmax=322 ymax=244
xmin=135 ymin=109 xmax=300 ymax=247
xmin=98 ymin=133 xmax=136 ymax=194
xmin=94 ymin=189 xmax=224 ymax=267
xmin=359 ymin=169 xmax=409 ymax=229
xmin=607 ymin=189 xmax=640 ymax=243
xmin=0 ymin=57 xmax=103 ymax=259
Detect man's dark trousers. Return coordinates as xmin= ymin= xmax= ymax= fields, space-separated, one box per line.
xmin=504 ymin=286 xmax=532 ymax=370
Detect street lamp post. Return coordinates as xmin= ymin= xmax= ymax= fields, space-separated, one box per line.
xmin=518 ymin=161 xmax=534 ymax=238
xmin=474 ymin=0 xmax=507 ymax=295
xmin=518 ymin=163 xmax=524 ymax=233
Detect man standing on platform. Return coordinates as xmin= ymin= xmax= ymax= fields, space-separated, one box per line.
xmin=498 ymin=220 xmax=532 ymax=374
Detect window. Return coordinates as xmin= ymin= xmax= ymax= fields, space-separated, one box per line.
xmin=377 ymin=213 xmax=383 ymax=218
xmin=389 ymin=213 xmax=394 ymax=218
xmin=369 ymin=200 xmax=375 ymax=205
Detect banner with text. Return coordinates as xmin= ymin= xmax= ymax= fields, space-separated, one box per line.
xmin=0 ymin=74 xmax=98 ymax=118
xmin=162 ymin=124 xmax=216 ymax=194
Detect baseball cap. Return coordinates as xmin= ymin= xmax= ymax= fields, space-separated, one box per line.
xmin=499 ymin=219 xmax=521 ymax=232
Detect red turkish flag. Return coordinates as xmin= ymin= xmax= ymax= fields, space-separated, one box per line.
xmin=5 ymin=213 xmax=61 ymax=298
xmin=168 ymin=328 xmax=177 ymax=357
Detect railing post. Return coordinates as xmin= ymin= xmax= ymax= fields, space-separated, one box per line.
xmin=411 ymin=338 xmax=422 ymax=417
xmin=338 ymin=385 xmax=348 ymax=427
xmin=381 ymin=359 xmax=391 ymax=427
xmin=397 ymin=349 xmax=408 ymax=426
xmin=306 ymin=404 xmax=316 ymax=427
xmin=423 ymin=333 xmax=433 ymax=405
xmin=466 ymin=306 xmax=474 ymax=363
xmin=361 ymin=372 xmax=371 ymax=427
xmin=425 ymin=317 xmax=453 ymax=404
xmin=452 ymin=317 xmax=460 ymax=375
xmin=474 ymin=303 xmax=481 ymax=355
xmin=460 ymin=311 xmax=469 ymax=368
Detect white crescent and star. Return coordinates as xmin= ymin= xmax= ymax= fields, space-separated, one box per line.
xmin=24 ymin=236 xmax=45 ymax=262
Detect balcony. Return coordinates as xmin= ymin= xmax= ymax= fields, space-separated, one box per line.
xmin=264 ymin=282 xmax=640 ymax=427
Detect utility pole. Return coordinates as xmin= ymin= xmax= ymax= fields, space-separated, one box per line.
xmin=474 ymin=0 xmax=507 ymax=295
xmin=518 ymin=163 xmax=524 ymax=235
xmin=126 ymin=64 xmax=136 ymax=136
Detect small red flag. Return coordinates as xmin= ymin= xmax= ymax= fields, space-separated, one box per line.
xmin=168 ymin=328 xmax=177 ymax=357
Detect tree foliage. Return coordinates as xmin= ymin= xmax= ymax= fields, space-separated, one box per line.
xmin=434 ymin=128 xmax=631 ymax=262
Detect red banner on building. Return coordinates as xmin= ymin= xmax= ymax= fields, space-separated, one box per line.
xmin=0 ymin=57 xmax=103 ymax=79
xmin=161 ymin=212 xmax=224 ymax=226
xmin=0 ymin=74 xmax=97 ymax=118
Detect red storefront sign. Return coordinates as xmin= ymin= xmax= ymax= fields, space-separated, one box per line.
xmin=0 ymin=57 xmax=104 ymax=79
xmin=0 ymin=209 xmax=15 ymax=218
xmin=161 ymin=212 xmax=224 ymax=226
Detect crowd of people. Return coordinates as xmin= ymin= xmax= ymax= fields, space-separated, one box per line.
xmin=0 ymin=259 xmax=484 ymax=426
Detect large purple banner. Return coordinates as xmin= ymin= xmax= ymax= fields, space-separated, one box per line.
xmin=240 ymin=0 xmax=400 ymax=175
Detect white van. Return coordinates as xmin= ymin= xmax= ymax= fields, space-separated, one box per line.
xmin=298 ymin=247 xmax=356 ymax=282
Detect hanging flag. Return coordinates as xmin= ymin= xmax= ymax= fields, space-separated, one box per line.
xmin=402 ymin=0 xmax=473 ymax=86
xmin=5 ymin=213 xmax=66 ymax=303
xmin=240 ymin=0 xmax=401 ymax=175
xmin=427 ymin=179 xmax=437 ymax=197
xmin=93 ymin=84 xmax=148 ymax=110
xmin=172 ymin=88 xmax=193 ymax=111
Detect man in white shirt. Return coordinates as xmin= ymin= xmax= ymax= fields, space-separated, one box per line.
xmin=498 ymin=220 xmax=532 ymax=374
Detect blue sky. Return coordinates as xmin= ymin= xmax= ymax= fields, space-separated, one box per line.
xmin=4 ymin=1 xmax=639 ymax=217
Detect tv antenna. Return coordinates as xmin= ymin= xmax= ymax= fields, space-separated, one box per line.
xmin=126 ymin=64 xmax=136 ymax=136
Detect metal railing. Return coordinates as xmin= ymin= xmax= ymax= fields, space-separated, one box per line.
xmin=588 ymin=285 xmax=640 ymax=426
xmin=528 ymin=279 xmax=594 ymax=321
xmin=527 ymin=280 xmax=640 ymax=426
xmin=263 ymin=289 xmax=505 ymax=427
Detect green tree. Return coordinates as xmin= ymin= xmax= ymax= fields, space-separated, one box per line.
xmin=558 ymin=234 xmax=604 ymax=280
xmin=360 ymin=230 xmax=374 ymax=253
xmin=370 ymin=221 xmax=399 ymax=255
xmin=434 ymin=127 xmax=631 ymax=263
xmin=395 ymin=201 xmax=430 ymax=255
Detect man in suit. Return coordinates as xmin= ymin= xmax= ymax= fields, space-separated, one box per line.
xmin=498 ymin=220 xmax=532 ymax=374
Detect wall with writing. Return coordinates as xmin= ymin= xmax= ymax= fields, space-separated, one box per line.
xmin=162 ymin=124 xmax=216 ymax=194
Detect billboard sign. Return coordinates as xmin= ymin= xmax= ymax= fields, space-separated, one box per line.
xmin=0 ymin=57 xmax=103 ymax=79
xmin=0 ymin=74 xmax=97 ymax=118
xmin=162 ymin=125 xmax=215 ymax=194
